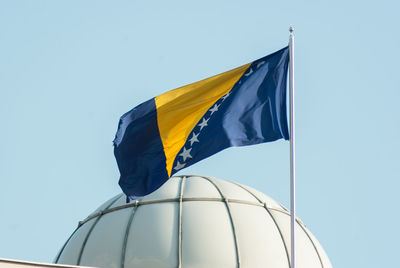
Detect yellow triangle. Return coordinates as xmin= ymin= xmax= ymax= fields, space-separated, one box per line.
xmin=155 ymin=62 xmax=251 ymax=176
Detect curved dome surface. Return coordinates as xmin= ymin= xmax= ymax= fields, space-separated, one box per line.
xmin=55 ymin=175 xmax=332 ymax=268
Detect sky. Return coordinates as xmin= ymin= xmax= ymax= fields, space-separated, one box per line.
xmin=0 ymin=1 xmax=399 ymax=267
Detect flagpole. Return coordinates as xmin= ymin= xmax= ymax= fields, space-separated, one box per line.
xmin=289 ymin=26 xmax=296 ymax=268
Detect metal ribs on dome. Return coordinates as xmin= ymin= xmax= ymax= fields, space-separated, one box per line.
xmin=55 ymin=175 xmax=331 ymax=268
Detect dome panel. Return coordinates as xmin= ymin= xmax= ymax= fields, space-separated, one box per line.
xmin=229 ymin=203 xmax=289 ymax=268
xmin=270 ymin=210 xmax=323 ymax=268
xmin=80 ymin=208 xmax=132 ymax=268
xmin=236 ymin=184 xmax=287 ymax=211
xmin=207 ymin=178 xmax=259 ymax=203
xmin=87 ymin=194 xmax=122 ymax=217
xmin=182 ymin=176 xmax=220 ymax=198
xmin=57 ymin=219 xmax=96 ymax=265
xmin=108 ymin=194 xmax=129 ymax=209
xmin=140 ymin=177 xmax=181 ymax=202
xmin=303 ymin=227 xmax=333 ymax=268
xmin=182 ymin=201 xmax=237 ymax=268
xmin=124 ymin=203 xmax=179 ymax=268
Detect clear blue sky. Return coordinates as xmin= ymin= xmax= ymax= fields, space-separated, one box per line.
xmin=1 ymin=1 xmax=399 ymax=267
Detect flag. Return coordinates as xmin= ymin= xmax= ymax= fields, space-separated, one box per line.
xmin=114 ymin=46 xmax=290 ymax=199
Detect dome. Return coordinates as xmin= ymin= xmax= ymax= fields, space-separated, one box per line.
xmin=55 ymin=175 xmax=332 ymax=268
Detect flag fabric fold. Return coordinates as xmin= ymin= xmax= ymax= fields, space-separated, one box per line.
xmin=114 ymin=46 xmax=290 ymax=199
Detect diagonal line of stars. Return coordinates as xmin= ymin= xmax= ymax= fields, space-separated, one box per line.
xmin=173 ymin=91 xmax=228 ymax=171
xmin=173 ymin=60 xmax=265 ymax=171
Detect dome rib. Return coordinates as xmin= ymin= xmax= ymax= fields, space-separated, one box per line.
xmin=296 ymin=222 xmax=324 ymax=268
xmin=77 ymin=195 xmax=120 ymax=266
xmin=72 ymin=197 xmax=278 ymax=223
xmin=228 ymin=181 xmax=292 ymax=268
xmin=178 ymin=176 xmax=186 ymax=268
xmin=54 ymin=227 xmax=78 ymax=263
xmin=201 ymin=176 xmax=241 ymax=268
xmin=121 ymin=202 xmax=139 ymax=268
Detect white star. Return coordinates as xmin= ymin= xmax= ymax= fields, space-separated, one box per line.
xmin=198 ymin=117 xmax=209 ymax=131
xmin=257 ymin=61 xmax=265 ymax=68
xmin=179 ymin=147 xmax=192 ymax=161
xmin=174 ymin=161 xmax=186 ymax=171
xmin=189 ymin=132 xmax=199 ymax=146
xmin=209 ymin=104 xmax=219 ymax=115
xmin=244 ymin=68 xmax=253 ymax=76
xmin=222 ymin=91 xmax=231 ymax=101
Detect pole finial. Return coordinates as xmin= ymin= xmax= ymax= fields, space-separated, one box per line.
xmin=289 ymin=26 xmax=294 ymax=34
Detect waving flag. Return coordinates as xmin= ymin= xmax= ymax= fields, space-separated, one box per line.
xmin=114 ymin=46 xmax=290 ymax=199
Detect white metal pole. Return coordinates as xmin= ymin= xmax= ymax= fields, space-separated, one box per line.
xmin=289 ymin=26 xmax=296 ymax=268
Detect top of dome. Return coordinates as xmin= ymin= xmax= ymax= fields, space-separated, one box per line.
xmin=86 ymin=174 xmax=288 ymax=220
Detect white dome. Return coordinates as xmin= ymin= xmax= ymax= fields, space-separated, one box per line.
xmin=55 ymin=175 xmax=332 ymax=268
